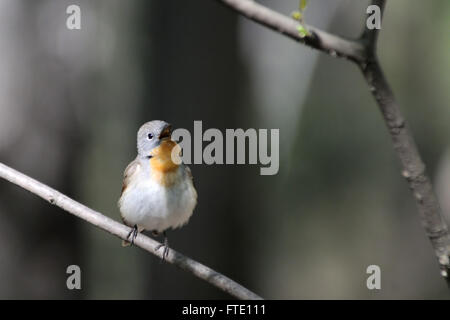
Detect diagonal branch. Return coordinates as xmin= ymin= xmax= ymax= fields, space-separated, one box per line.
xmin=359 ymin=0 xmax=450 ymax=282
xmin=360 ymin=59 xmax=450 ymax=282
xmin=0 ymin=162 xmax=262 ymax=300
xmin=214 ymin=0 xmax=450 ymax=284
xmin=214 ymin=0 xmax=366 ymax=63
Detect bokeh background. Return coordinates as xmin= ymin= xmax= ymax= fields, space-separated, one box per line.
xmin=0 ymin=0 xmax=449 ymax=299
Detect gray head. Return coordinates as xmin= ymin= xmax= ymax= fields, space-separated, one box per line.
xmin=137 ymin=120 xmax=172 ymax=157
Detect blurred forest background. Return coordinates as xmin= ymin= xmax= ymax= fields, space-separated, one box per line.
xmin=0 ymin=0 xmax=450 ymax=299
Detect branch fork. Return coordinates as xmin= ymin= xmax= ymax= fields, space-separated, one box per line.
xmin=215 ymin=0 xmax=450 ymax=285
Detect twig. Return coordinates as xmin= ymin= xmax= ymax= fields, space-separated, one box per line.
xmin=0 ymin=162 xmax=262 ymax=300
xmin=214 ymin=0 xmax=366 ymax=63
xmin=214 ymin=0 xmax=450 ymax=283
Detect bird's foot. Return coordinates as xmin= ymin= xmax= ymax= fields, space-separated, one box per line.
xmin=155 ymin=231 xmax=169 ymax=261
xmin=126 ymin=225 xmax=139 ymax=246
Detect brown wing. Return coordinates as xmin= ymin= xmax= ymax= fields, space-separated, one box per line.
xmin=121 ymin=159 xmax=140 ymax=195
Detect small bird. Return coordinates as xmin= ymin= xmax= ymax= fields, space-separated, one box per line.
xmin=118 ymin=120 xmax=197 ymax=260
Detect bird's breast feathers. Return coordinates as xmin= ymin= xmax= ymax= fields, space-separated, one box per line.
xmin=119 ymin=140 xmax=197 ymax=232
xmin=149 ymin=139 xmax=182 ymax=186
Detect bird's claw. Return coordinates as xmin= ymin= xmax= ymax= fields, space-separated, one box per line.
xmin=155 ymin=232 xmax=169 ymax=261
xmin=126 ymin=225 xmax=139 ymax=246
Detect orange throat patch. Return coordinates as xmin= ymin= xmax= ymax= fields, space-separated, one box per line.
xmin=149 ymin=139 xmax=180 ymax=186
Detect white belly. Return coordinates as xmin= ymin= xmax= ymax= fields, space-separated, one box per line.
xmin=119 ymin=167 xmax=197 ymax=233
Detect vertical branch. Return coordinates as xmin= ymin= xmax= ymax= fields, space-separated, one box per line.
xmin=360 ymin=59 xmax=450 ymax=280
xmin=359 ymin=0 xmax=450 ymax=282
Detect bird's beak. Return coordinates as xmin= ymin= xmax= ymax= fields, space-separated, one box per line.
xmin=159 ymin=124 xmax=172 ymax=140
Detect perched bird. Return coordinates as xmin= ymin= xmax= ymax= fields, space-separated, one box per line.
xmin=118 ymin=120 xmax=197 ymax=259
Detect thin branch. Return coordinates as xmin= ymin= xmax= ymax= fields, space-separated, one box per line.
xmin=214 ymin=0 xmax=366 ymax=63
xmin=214 ymin=0 xmax=450 ymax=284
xmin=0 ymin=162 xmax=262 ymax=300
xmin=359 ymin=0 xmax=450 ymax=281
xmin=360 ymin=59 xmax=450 ymax=281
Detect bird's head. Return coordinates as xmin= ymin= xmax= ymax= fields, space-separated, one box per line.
xmin=137 ymin=120 xmax=180 ymax=172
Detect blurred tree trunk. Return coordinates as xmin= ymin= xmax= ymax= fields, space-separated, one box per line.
xmin=0 ymin=0 xmax=82 ymax=299
xmin=136 ymin=0 xmax=255 ymax=298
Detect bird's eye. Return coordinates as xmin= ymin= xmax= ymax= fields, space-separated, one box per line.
xmin=147 ymin=133 xmax=154 ymax=140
